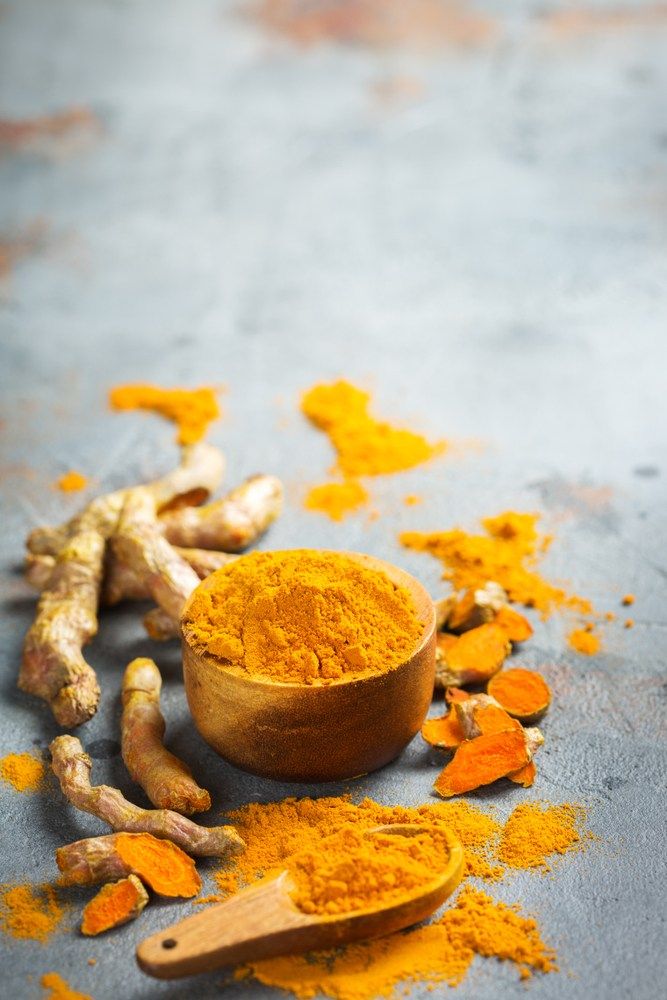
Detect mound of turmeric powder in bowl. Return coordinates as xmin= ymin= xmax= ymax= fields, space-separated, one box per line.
xmin=181 ymin=550 xmax=423 ymax=685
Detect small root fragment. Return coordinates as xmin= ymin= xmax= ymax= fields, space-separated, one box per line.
xmin=159 ymin=474 xmax=283 ymax=551
xmin=56 ymin=832 xmax=201 ymax=897
xmin=122 ymin=658 xmax=210 ymax=814
xmin=493 ymin=605 xmax=533 ymax=642
xmin=80 ymin=874 xmax=148 ymax=936
xmin=435 ymin=623 xmax=510 ymax=689
xmin=434 ymin=729 xmax=529 ymax=798
xmin=50 ymin=736 xmax=244 ymax=858
xmin=447 ymin=582 xmax=507 ymax=633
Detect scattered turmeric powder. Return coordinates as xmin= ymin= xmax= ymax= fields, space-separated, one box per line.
xmin=401 ymin=511 xmax=592 ymax=618
xmin=622 ymin=593 xmax=635 ymax=606
xmin=80 ymin=874 xmax=148 ymax=936
xmin=404 ymin=494 xmax=422 ymax=506
xmin=240 ymin=886 xmax=556 ymax=998
xmin=567 ymin=627 xmax=601 ymax=655
xmin=304 ymin=480 xmax=369 ymax=520
xmin=40 ymin=972 xmax=91 ymax=1000
xmin=182 ymin=550 xmax=423 ymax=684
xmin=301 ymin=380 xmax=444 ymax=477
xmin=498 ymin=803 xmax=588 ymax=870
xmin=0 ymin=751 xmax=45 ymax=792
xmin=56 ymin=471 xmax=88 ymax=493
xmin=288 ymin=825 xmax=455 ymax=916
xmin=56 ymin=832 xmax=201 ymax=898
xmin=109 ymin=383 xmax=221 ymax=445
xmin=487 ymin=668 xmax=551 ymax=723
xmin=624 ymin=618 xmax=634 ymax=629
xmin=0 ymin=883 xmax=64 ymax=942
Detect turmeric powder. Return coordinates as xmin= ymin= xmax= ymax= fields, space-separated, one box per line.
xmin=567 ymin=626 xmax=601 ymax=655
xmin=240 ymin=886 xmax=556 ymax=998
xmin=56 ymin=471 xmax=88 ymax=493
xmin=80 ymin=874 xmax=148 ymax=935
xmin=0 ymin=751 xmax=45 ymax=792
xmin=109 ymin=383 xmax=221 ymax=444
xmin=0 ymin=883 xmax=64 ymax=942
xmin=288 ymin=825 xmax=454 ymax=916
xmin=301 ymin=380 xmax=445 ymax=478
xmin=304 ymin=480 xmax=369 ymax=521
xmin=401 ymin=511 xmax=592 ymax=618
xmin=40 ymin=972 xmax=92 ymax=1000
xmin=182 ymin=550 xmax=423 ymax=684
xmin=498 ymin=802 xmax=588 ymax=870
xmin=56 ymin=832 xmax=201 ymax=897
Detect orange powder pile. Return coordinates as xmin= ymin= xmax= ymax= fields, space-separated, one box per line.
xmin=55 ymin=471 xmax=88 ymax=493
xmin=498 ymin=803 xmax=588 ymax=871
xmin=0 ymin=751 xmax=45 ymax=793
xmin=301 ymin=380 xmax=444 ymax=478
xmin=239 ymin=886 xmax=556 ymax=998
xmin=41 ymin=972 xmax=92 ymax=1000
xmin=401 ymin=511 xmax=592 ymax=618
xmin=567 ymin=627 xmax=601 ymax=656
xmin=109 ymin=383 xmax=221 ymax=444
xmin=0 ymin=884 xmax=64 ymax=942
xmin=304 ymin=480 xmax=369 ymax=520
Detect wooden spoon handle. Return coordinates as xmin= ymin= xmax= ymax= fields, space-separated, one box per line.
xmin=136 ymin=874 xmax=311 ymax=979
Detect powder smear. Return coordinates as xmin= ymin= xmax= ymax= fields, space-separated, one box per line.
xmin=401 ymin=511 xmax=592 ymax=619
xmin=498 ymin=803 xmax=588 ymax=871
xmin=55 ymin=471 xmax=88 ymax=493
xmin=567 ymin=627 xmax=601 ymax=656
xmin=0 ymin=884 xmax=64 ymax=942
xmin=109 ymin=384 xmax=222 ymax=445
xmin=0 ymin=751 xmax=45 ymax=793
xmin=41 ymin=972 xmax=92 ymax=1000
xmin=304 ymin=480 xmax=369 ymax=520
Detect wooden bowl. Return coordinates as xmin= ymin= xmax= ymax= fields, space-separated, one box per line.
xmin=181 ymin=552 xmax=436 ymax=782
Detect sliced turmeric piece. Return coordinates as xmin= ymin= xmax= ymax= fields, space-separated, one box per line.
xmin=434 ymin=729 xmax=529 ymax=798
xmin=445 ymin=686 xmax=470 ymax=704
xmin=80 ymin=874 xmax=148 ymax=936
xmin=435 ymin=623 xmax=510 ymax=689
xmin=56 ymin=832 xmax=201 ymax=898
xmin=493 ymin=606 xmax=534 ymax=643
xmin=447 ymin=582 xmax=507 ymax=633
xmin=508 ymin=760 xmax=537 ymax=787
xmin=455 ymin=701 xmax=522 ymax=741
xmin=421 ymin=710 xmax=465 ymax=750
xmin=487 ymin=668 xmax=551 ymax=723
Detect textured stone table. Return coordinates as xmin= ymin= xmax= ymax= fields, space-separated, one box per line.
xmin=1 ymin=2 xmax=666 ymax=998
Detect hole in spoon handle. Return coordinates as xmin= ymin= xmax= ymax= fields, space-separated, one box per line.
xmin=162 ymin=938 xmax=177 ymax=950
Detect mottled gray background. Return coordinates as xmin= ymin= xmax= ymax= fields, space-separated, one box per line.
xmin=1 ymin=1 xmax=667 ymax=998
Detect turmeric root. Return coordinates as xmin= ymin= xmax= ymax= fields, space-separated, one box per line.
xmin=446 ymin=582 xmax=507 ymax=633
xmin=433 ymin=594 xmax=457 ymax=631
xmin=20 ymin=444 xmax=224 ymax=726
xmin=434 ymin=729 xmax=529 ymax=798
xmin=142 ymin=607 xmax=180 ymax=641
xmin=56 ymin=832 xmax=201 ymax=897
xmin=507 ymin=727 xmax=544 ymax=788
xmin=81 ymin=874 xmax=148 ymax=936
xmin=112 ymin=488 xmax=200 ymax=629
xmin=50 ymin=736 xmax=244 ymax=857
xmin=487 ymin=668 xmax=551 ymax=723
xmin=454 ymin=697 xmax=518 ymax=740
xmin=493 ymin=606 xmax=534 ymax=643
xmin=121 ymin=658 xmax=210 ymax=814
xmin=421 ymin=709 xmax=466 ymax=750
xmin=158 ymin=474 xmax=283 ymax=551
xmin=435 ymin=623 xmax=510 ymax=689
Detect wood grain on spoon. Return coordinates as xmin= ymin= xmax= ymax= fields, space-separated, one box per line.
xmin=137 ymin=824 xmax=464 ymax=979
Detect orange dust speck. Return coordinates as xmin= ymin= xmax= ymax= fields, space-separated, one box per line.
xmin=624 ymin=619 xmax=634 ymax=629
xmin=55 ymin=470 xmax=88 ymax=493
xmin=403 ymin=494 xmax=423 ymax=506
xmin=622 ymin=594 xmax=635 ymax=606
xmin=568 ymin=628 xmax=601 ymax=656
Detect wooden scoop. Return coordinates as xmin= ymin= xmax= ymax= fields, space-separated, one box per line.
xmin=137 ymin=824 xmax=464 ymax=980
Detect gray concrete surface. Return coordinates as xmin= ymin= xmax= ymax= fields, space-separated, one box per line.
xmin=1 ymin=1 xmax=667 ymax=998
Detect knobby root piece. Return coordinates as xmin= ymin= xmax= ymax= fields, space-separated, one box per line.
xmin=493 ymin=605 xmax=534 ymax=642
xmin=435 ymin=623 xmax=510 ymax=689
xmin=80 ymin=874 xmax=148 ymax=936
xmin=24 ymin=553 xmax=55 ymax=591
xmin=122 ymin=658 xmax=211 ymax=814
xmin=447 ymin=581 xmax=507 ymax=633
xmin=454 ymin=697 xmax=510 ymax=739
xmin=50 ymin=736 xmax=244 ymax=858
xmin=508 ymin=727 xmax=544 ymax=787
xmin=421 ymin=709 xmax=465 ymax=750
xmin=112 ymin=488 xmax=200 ymax=629
xmin=20 ymin=444 xmax=224 ymax=726
xmin=56 ymin=832 xmax=202 ymax=897
xmin=487 ymin=668 xmax=551 ymax=723
xmin=143 ymin=607 xmax=180 ymax=641
xmin=433 ymin=594 xmax=457 ymax=631
xmin=159 ymin=474 xmax=283 ymax=551
xmin=27 ymin=442 xmax=225 ymax=557
xmin=434 ymin=729 xmax=529 ymax=798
